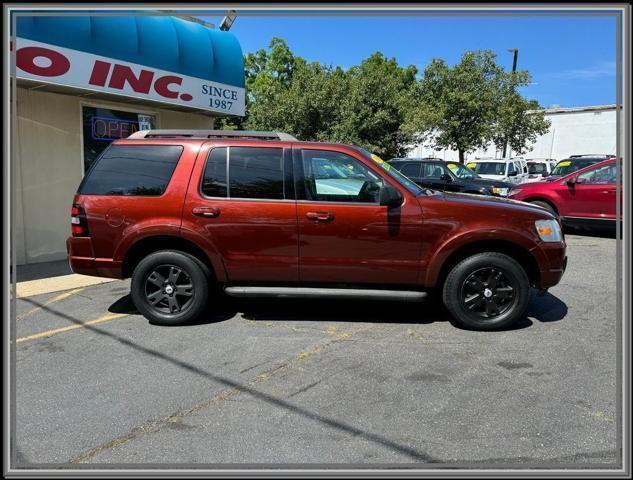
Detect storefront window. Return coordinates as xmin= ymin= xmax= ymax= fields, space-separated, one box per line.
xmin=82 ymin=106 xmax=156 ymax=172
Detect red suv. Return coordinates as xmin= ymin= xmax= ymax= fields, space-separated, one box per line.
xmin=509 ymin=159 xmax=619 ymax=230
xmin=67 ymin=130 xmax=567 ymax=331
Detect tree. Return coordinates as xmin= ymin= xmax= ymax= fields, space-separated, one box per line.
xmin=216 ymin=37 xmax=296 ymax=131
xmin=220 ymin=38 xmax=419 ymax=159
xmin=329 ymin=52 xmax=418 ymax=158
xmin=491 ymin=71 xmax=551 ymax=155
xmin=404 ymin=50 xmax=548 ymax=163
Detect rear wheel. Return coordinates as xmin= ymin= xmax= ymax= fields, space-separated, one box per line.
xmin=131 ymin=250 xmax=209 ymax=326
xmin=442 ymin=252 xmax=530 ymax=331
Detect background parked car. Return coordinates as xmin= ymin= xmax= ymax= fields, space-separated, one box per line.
xmin=547 ymin=155 xmax=614 ymax=180
xmin=388 ymin=158 xmax=514 ymax=196
xmin=525 ymin=158 xmax=558 ymax=183
xmin=509 ymin=158 xmax=619 ymax=230
xmin=466 ymin=158 xmax=529 ymax=184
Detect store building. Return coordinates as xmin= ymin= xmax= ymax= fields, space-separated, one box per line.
xmin=407 ymin=104 xmax=618 ymax=162
xmin=13 ymin=15 xmax=245 ymax=265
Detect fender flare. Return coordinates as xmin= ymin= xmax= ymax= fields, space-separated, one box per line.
xmin=113 ymin=222 xmax=228 ymax=282
xmin=424 ymin=228 xmax=539 ymax=287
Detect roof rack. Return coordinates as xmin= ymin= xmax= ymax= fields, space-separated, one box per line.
xmin=568 ymin=154 xmax=615 ymax=158
xmin=128 ymin=129 xmax=298 ymax=141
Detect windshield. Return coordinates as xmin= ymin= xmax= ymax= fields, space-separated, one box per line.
xmin=445 ymin=162 xmax=477 ymax=179
xmin=468 ymin=162 xmax=506 ymax=176
xmin=550 ymin=159 xmax=598 ymax=177
xmin=528 ymin=162 xmax=547 ymax=174
xmin=353 ymin=147 xmax=424 ymax=195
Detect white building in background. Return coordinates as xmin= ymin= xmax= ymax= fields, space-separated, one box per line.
xmin=407 ymin=104 xmax=618 ymax=162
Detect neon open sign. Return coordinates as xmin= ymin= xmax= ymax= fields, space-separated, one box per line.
xmin=91 ymin=116 xmax=139 ymax=141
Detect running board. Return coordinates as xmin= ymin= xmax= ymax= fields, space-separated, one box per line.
xmin=224 ymin=286 xmax=427 ymax=302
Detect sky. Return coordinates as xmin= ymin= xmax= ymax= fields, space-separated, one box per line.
xmin=199 ymin=12 xmax=618 ymax=108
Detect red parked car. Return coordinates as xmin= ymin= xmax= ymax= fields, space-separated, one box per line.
xmin=509 ymin=158 xmax=619 ymax=230
xmin=67 ymin=130 xmax=567 ymax=331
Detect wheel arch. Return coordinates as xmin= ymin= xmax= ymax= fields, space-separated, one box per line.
xmin=122 ymin=235 xmax=218 ymax=280
xmin=431 ymin=239 xmax=540 ymax=291
xmin=522 ymin=197 xmax=559 ymax=215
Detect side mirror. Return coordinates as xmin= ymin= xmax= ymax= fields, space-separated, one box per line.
xmin=508 ymin=170 xmax=518 ymax=177
xmin=379 ymin=184 xmax=403 ymax=208
xmin=440 ymin=173 xmax=452 ymax=183
xmin=566 ymin=177 xmax=576 ymax=187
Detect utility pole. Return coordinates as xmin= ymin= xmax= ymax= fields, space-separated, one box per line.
xmin=503 ymin=48 xmax=519 ymax=159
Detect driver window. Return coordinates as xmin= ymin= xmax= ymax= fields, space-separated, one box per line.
xmin=423 ymin=164 xmax=445 ymax=179
xmin=301 ymin=150 xmax=384 ymax=203
xmin=508 ymin=162 xmax=517 ymax=175
xmin=576 ymin=164 xmax=617 ymax=185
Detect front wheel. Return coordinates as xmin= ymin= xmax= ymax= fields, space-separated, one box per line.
xmin=442 ymin=252 xmax=530 ymax=331
xmin=529 ymin=200 xmax=556 ymax=215
xmin=131 ymin=250 xmax=209 ymax=326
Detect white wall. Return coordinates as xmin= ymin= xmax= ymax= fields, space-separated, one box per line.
xmin=407 ymin=106 xmax=617 ymax=162
xmin=15 ymin=87 xmax=215 ymax=265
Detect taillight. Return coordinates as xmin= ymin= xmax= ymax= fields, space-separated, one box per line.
xmin=71 ymin=203 xmax=90 ymax=237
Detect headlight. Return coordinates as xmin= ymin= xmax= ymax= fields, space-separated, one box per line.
xmin=492 ymin=187 xmax=509 ymax=196
xmin=535 ymin=219 xmax=562 ymax=242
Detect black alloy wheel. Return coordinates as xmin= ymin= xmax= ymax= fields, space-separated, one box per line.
xmin=460 ymin=267 xmax=516 ymax=319
xmin=144 ymin=264 xmax=195 ymax=315
xmin=131 ymin=250 xmax=210 ymax=326
xmin=442 ymin=252 xmax=530 ymax=331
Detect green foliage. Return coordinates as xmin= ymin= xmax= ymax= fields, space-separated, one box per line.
xmin=222 ymin=41 xmax=549 ymax=162
xmin=404 ymin=50 xmax=549 ymax=162
xmin=491 ymin=71 xmax=551 ymax=154
xmin=329 ymin=53 xmax=418 ymax=158
xmin=225 ymin=38 xmax=418 ymax=159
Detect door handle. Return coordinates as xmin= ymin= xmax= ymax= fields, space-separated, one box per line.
xmin=306 ymin=211 xmax=335 ymax=222
xmin=192 ymin=206 xmax=221 ymax=218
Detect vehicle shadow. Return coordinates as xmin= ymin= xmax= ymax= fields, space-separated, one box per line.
xmin=108 ymin=289 xmax=567 ymax=331
xmin=564 ymin=225 xmax=617 ymax=239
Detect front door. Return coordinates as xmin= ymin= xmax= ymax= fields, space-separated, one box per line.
xmin=182 ymin=143 xmax=298 ymax=282
xmin=564 ymin=162 xmax=617 ymax=220
xmin=294 ymin=147 xmax=422 ymax=286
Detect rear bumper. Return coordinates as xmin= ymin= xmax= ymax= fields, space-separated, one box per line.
xmin=66 ymin=237 xmax=124 ymax=279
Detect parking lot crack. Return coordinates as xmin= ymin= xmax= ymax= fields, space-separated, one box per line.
xmin=68 ymin=324 xmax=430 ymax=464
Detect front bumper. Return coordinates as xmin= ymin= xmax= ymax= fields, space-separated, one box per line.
xmin=532 ymin=241 xmax=567 ymax=289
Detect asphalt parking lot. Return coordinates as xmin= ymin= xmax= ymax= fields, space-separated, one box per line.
xmin=12 ymin=233 xmax=620 ymax=468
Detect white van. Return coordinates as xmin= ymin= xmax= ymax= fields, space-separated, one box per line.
xmin=524 ymin=158 xmax=558 ymax=183
xmin=465 ymin=158 xmax=529 ymax=184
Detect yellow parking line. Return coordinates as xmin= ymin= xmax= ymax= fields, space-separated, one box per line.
xmin=16 ymin=274 xmax=117 ymax=299
xmin=16 ymin=312 xmax=130 ymax=344
xmin=17 ymin=287 xmax=85 ymax=320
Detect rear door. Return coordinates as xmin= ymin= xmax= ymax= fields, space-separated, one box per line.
xmin=182 ymin=143 xmax=299 ymax=282
xmin=294 ymin=147 xmax=422 ymax=285
xmin=564 ymin=162 xmax=617 ymax=220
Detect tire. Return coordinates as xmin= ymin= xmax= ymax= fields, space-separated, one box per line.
xmin=131 ymin=250 xmax=209 ymax=326
xmin=442 ymin=252 xmax=530 ymax=331
xmin=529 ymin=200 xmax=556 ymax=214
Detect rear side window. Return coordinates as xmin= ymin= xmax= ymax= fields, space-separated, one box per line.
xmin=201 ymin=146 xmax=284 ymax=199
xmin=229 ymin=147 xmax=284 ymax=199
xmin=399 ymin=163 xmax=422 ymax=178
xmin=79 ymin=145 xmax=183 ymax=196
xmin=201 ymin=147 xmax=228 ymax=197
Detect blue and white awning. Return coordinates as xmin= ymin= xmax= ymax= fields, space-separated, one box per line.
xmin=15 ymin=15 xmax=245 ymax=116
